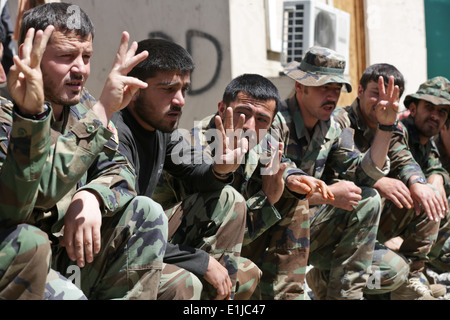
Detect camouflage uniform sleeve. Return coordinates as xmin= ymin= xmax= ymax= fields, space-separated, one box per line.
xmin=423 ymin=141 xmax=450 ymax=185
xmin=328 ymin=127 xmax=390 ymax=186
xmin=0 ymin=100 xmax=52 ymax=227
xmin=244 ymin=189 xmax=282 ymax=244
xmin=33 ymin=107 xmax=136 ymax=219
xmin=388 ymin=124 xmax=425 ymax=184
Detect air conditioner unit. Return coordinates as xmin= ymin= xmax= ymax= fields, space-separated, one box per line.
xmin=281 ymin=0 xmax=351 ymax=74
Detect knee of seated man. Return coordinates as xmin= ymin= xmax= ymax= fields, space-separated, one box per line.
xmin=0 ymin=224 xmax=51 ymax=268
xmin=132 ymin=195 xmax=168 ymax=227
xmin=355 ymin=187 xmax=382 ymax=222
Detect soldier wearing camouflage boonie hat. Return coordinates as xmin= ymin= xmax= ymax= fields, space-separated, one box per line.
xmin=284 ymin=46 xmax=352 ymax=92
xmin=404 ymin=76 xmax=450 ymax=108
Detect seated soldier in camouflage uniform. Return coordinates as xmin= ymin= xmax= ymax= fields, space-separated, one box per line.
xmin=333 ymin=64 xmax=448 ymax=300
xmin=0 ymin=3 xmax=169 ymax=300
xmin=273 ymin=47 xmax=399 ymax=300
xmin=393 ymin=77 xmax=450 ymax=298
xmin=428 ymin=111 xmax=450 ymax=279
xmin=112 ymin=38 xmax=250 ymax=300
xmin=169 ymin=73 xmax=334 ymax=300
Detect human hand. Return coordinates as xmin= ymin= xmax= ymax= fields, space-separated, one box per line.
xmin=8 ymin=26 xmax=54 ymax=114
xmin=261 ymin=141 xmax=288 ymax=205
xmin=286 ymin=175 xmax=335 ymax=201
xmin=409 ymin=182 xmax=446 ymax=222
xmin=375 ymin=75 xmax=400 ymax=126
xmin=374 ymin=177 xmax=413 ymax=209
xmin=427 ymin=174 xmax=449 ymax=213
xmin=94 ymin=31 xmax=149 ymax=126
xmin=61 ymin=190 xmax=102 ymax=268
xmin=326 ymin=180 xmax=362 ymax=211
xmin=212 ymin=107 xmax=248 ymax=176
xmin=203 ymin=256 xmax=232 ymax=300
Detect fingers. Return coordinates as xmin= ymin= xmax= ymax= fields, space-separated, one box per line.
xmin=29 ymin=25 xmax=54 ymax=69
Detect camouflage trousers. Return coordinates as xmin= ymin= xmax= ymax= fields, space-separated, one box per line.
xmin=242 ymin=198 xmax=309 ymax=300
xmin=377 ymin=193 xmax=440 ymax=276
xmin=52 ymin=195 xmax=168 ymax=300
xmin=0 ymin=224 xmax=52 ymax=299
xmin=308 ymin=187 xmax=381 ymax=300
xmin=164 ymin=185 xmax=247 ymax=300
xmin=157 ymin=263 xmax=202 ymax=299
xmin=309 ymin=240 xmax=409 ymax=299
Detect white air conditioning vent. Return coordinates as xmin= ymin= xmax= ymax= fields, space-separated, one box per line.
xmin=281 ymin=0 xmax=350 ymax=74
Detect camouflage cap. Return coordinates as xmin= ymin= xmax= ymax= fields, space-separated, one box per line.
xmin=284 ymin=46 xmax=352 ymax=93
xmin=404 ymin=76 xmax=450 ymax=108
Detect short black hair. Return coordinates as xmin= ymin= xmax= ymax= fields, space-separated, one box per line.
xmin=128 ymin=38 xmax=195 ymax=81
xmin=222 ymin=73 xmax=281 ymax=116
xmin=19 ymin=2 xmax=94 ymax=45
xmin=360 ymin=63 xmax=405 ymax=98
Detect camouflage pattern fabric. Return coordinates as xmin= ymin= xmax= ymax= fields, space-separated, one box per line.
xmin=0 ymin=225 xmax=51 ymax=299
xmin=333 ymin=100 xmax=440 ymax=276
xmin=428 ymin=133 xmax=450 ymax=273
xmin=164 ymin=185 xmax=247 ymax=300
xmin=53 ymin=195 xmax=167 ymax=300
xmin=274 ymin=96 xmax=390 ymax=299
xmin=404 ymin=76 xmax=450 ymax=109
xmin=44 ymin=269 xmax=87 ymax=300
xmin=186 ymin=114 xmax=311 ymax=300
xmin=0 ymin=92 xmax=167 ymax=299
xmin=283 ymin=46 xmax=352 ymax=93
xmin=157 ymin=263 xmax=202 ymax=300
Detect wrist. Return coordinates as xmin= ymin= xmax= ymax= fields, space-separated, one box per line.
xmin=377 ymin=120 xmax=398 ymax=132
xmin=14 ymin=103 xmax=50 ymax=120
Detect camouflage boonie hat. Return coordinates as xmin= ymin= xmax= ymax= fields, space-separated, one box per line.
xmin=404 ymin=76 xmax=450 ymax=108
xmin=284 ymin=46 xmax=352 ymax=93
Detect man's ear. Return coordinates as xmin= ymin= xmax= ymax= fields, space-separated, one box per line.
xmin=218 ymin=101 xmax=226 ymax=118
xmin=409 ymin=102 xmax=417 ymax=117
xmin=357 ymin=84 xmax=364 ymax=100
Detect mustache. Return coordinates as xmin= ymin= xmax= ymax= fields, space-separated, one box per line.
xmin=65 ymin=74 xmax=84 ymax=82
xmin=169 ymin=106 xmax=182 ymax=113
xmin=322 ymin=101 xmax=337 ymax=108
xmin=426 ymin=117 xmax=439 ymax=126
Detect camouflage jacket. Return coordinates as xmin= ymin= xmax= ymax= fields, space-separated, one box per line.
xmin=190 ymin=113 xmax=310 ymax=242
xmin=273 ymin=96 xmax=390 ymax=186
xmin=401 ymin=116 xmax=450 ymax=189
xmin=434 ymin=133 xmax=450 ymax=194
xmin=332 ymin=99 xmax=425 ymax=185
xmin=0 ymin=91 xmax=136 ymax=234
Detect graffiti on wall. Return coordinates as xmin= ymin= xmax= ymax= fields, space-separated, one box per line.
xmin=148 ymin=30 xmax=222 ymax=96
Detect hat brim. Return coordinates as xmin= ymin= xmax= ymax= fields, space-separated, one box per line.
xmin=284 ymin=61 xmax=352 ymax=93
xmin=404 ymin=93 xmax=450 ymax=109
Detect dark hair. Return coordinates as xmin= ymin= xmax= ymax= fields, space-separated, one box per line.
xmin=128 ymin=38 xmax=195 ymax=81
xmin=18 ymin=2 xmax=94 ymax=45
xmin=360 ymin=63 xmax=405 ymax=98
xmin=222 ymin=73 xmax=281 ymax=116
xmin=0 ymin=23 xmax=6 ymax=44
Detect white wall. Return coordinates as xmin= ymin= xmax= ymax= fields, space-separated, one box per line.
xmin=6 ymin=0 xmax=428 ymax=126
xmin=363 ymin=0 xmax=427 ymax=109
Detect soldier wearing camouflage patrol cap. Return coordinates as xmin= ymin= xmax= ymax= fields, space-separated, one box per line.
xmin=332 ymin=64 xmax=448 ymax=300
xmin=272 ymin=46 xmax=399 ymax=299
xmin=284 ymin=46 xmax=352 ymax=93
xmin=400 ymin=77 xmax=450 ymax=292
